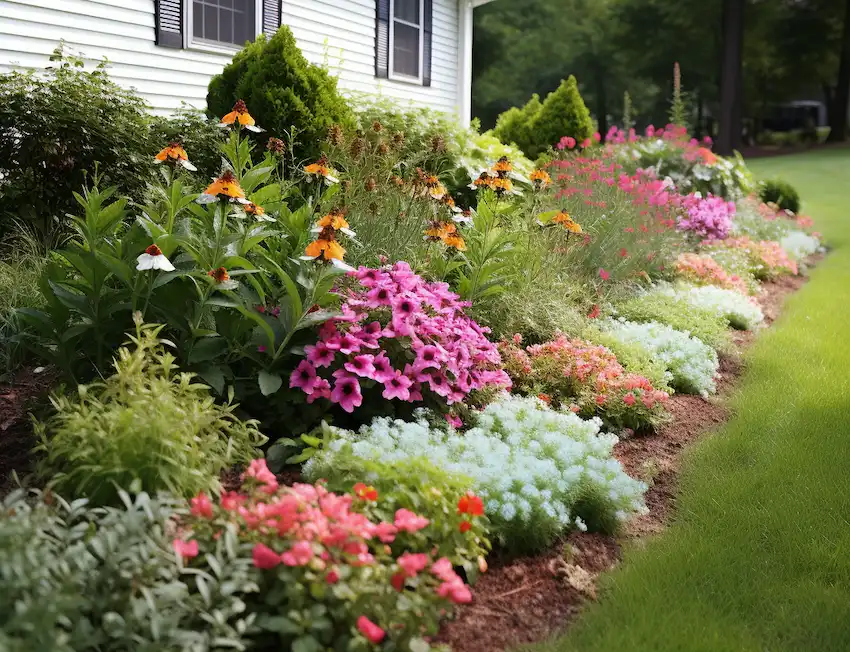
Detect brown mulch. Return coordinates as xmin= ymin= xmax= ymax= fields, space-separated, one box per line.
xmin=0 ymin=366 xmax=57 ymax=496
xmin=437 ymin=272 xmax=811 ymax=652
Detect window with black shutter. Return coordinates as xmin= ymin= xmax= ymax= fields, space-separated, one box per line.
xmin=376 ymin=0 xmax=432 ymax=85
xmin=155 ymin=0 xmax=280 ymax=50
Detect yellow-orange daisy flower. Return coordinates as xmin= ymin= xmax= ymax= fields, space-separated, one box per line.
xmin=530 ymin=169 xmax=551 ymax=187
xmin=305 ymin=227 xmax=346 ymax=261
xmin=154 ymin=143 xmax=197 ymax=171
xmin=220 ymin=99 xmax=263 ymax=132
xmin=492 ymin=156 xmax=513 ymax=175
xmin=552 ymin=210 xmax=582 ymax=233
xmin=304 ymin=156 xmax=339 ymax=184
xmin=202 ymin=170 xmax=246 ymax=202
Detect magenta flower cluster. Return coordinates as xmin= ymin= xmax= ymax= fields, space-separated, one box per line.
xmin=677 ymin=193 xmax=736 ymax=240
xmin=289 ymin=262 xmax=511 ymax=413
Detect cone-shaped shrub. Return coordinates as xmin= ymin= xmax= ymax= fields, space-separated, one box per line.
xmin=529 ymin=75 xmax=593 ymax=157
xmin=207 ymin=26 xmax=355 ymax=160
xmin=494 ymin=93 xmax=542 ymax=156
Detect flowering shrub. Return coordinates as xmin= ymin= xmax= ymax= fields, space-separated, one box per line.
xmin=677 ymin=193 xmax=735 ymax=240
xmin=305 ymin=395 xmax=648 ymax=553
xmin=701 ymin=245 xmax=760 ymax=295
xmin=780 ymin=230 xmax=820 ymax=261
xmin=0 ymin=489 xmax=255 ymax=651
xmin=731 ymin=198 xmax=795 ymax=242
xmin=35 ymin=319 xmax=266 ymax=506
xmin=182 ymin=463 xmax=475 ymax=650
xmin=702 ymin=237 xmax=798 ymax=279
xmin=598 ymin=319 xmax=719 ymax=396
xmin=655 ymin=284 xmax=764 ymax=331
xmin=615 ymin=291 xmax=732 ymax=351
xmin=499 ymin=335 xmax=670 ymax=432
xmin=675 ymin=253 xmax=750 ymax=294
xmin=288 ymin=262 xmax=510 ymax=420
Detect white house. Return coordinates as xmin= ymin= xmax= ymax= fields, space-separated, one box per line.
xmin=0 ymin=0 xmax=493 ymax=124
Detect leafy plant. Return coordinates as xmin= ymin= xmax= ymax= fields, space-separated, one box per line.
xmin=0 ymin=488 xmax=255 ymax=651
xmin=759 ymin=178 xmax=800 ymax=214
xmin=0 ymin=49 xmax=155 ymax=245
xmin=0 ymin=233 xmax=46 ymax=376
xmin=527 ymin=76 xmax=594 ymax=158
xmin=150 ymin=106 xmax=227 ymax=181
xmin=207 ymin=26 xmax=355 ymax=161
xmin=34 ymin=318 xmax=267 ymax=505
xmin=307 ymin=395 xmax=648 ymax=553
xmin=493 ymin=93 xmax=542 ymax=157
xmin=655 ymin=283 xmax=764 ymax=331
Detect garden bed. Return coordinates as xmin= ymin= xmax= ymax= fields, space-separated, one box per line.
xmin=437 ymin=271 xmax=813 ymax=652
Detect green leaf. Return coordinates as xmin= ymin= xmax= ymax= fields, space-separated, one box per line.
xmin=188 ymin=337 xmax=228 ymax=364
xmin=258 ymin=370 xmax=283 ymax=396
xmin=291 ymin=635 xmax=322 ymax=652
xmin=196 ymin=365 xmax=226 ymax=394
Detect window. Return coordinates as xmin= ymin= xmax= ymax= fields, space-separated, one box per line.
xmin=188 ymin=0 xmax=260 ymax=49
xmin=390 ymin=0 xmax=423 ymax=80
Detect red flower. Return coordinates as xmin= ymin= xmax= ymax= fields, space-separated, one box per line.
xmin=353 ymin=482 xmax=379 ymax=501
xmin=173 ymin=538 xmax=199 ymax=560
xmin=326 ymin=569 xmax=340 ymax=584
xmin=619 ymin=248 xmax=628 ymax=258
xmin=391 ymin=572 xmax=406 ymax=591
xmin=588 ymin=304 xmax=601 ymax=319
xmin=252 ymin=543 xmax=282 ymax=569
xmin=190 ymin=492 xmax=213 ymax=518
xmin=599 ymin=268 xmax=610 ymax=281
xmin=457 ymin=492 xmax=484 ymax=516
xmin=459 ymin=520 xmax=472 ymax=533
xmin=357 ymin=616 xmax=386 ymax=644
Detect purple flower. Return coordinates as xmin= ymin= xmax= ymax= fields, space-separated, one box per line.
xmin=306 ymin=377 xmax=331 ymax=404
xmin=305 ymin=341 xmax=335 ymax=368
xmin=289 ymin=360 xmax=319 ymax=393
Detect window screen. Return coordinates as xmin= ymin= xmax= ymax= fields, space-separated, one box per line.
xmin=392 ymin=0 xmax=421 ymax=78
xmin=193 ymin=0 xmax=256 ymax=46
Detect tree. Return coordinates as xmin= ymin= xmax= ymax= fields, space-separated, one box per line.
xmin=827 ymin=0 xmax=850 ymax=141
xmin=717 ymin=0 xmax=744 ymax=154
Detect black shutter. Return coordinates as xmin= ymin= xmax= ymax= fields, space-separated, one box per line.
xmin=375 ymin=0 xmax=390 ymax=78
xmin=262 ymin=0 xmax=281 ymax=34
xmin=155 ymin=0 xmax=183 ymax=48
xmin=422 ymin=0 xmax=433 ymax=86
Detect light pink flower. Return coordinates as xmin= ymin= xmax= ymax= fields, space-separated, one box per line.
xmin=281 ymin=540 xmax=314 ymax=566
xmin=382 ymin=369 xmax=412 ymax=400
xmin=397 ymin=552 xmax=429 ymax=578
xmin=331 ymin=373 xmax=363 ymax=413
xmin=394 ymin=508 xmax=429 ymax=533
xmin=173 ymin=538 xmax=199 ymax=560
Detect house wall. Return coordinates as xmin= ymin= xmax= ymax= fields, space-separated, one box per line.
xmin=0 ymin=0 xmax=460 ymax=116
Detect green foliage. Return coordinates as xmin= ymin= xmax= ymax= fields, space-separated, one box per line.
xmin=615 ymin=292 xmax=732 ymax=352
xmin=35 ymin=319 xmax=267 ymax=505
xmin=0 ymin=234 xmax=46 ymax=376
xmin=0 ymin=50 xmax=155 ymax=246
xmin=527 ymin=77 xmax=594 ymax=158
xmin=150 ymin=107 xmax=227 ymax=181
xmin=493 ymin=93 xmax=542 ymax=156
xmin=206 ymin=27 xmax=355 ymax=161
xmin=702 ymin=246 xmax=760 ymax=294
xmin=583 ymin=329 xmax=673 ymax=392
xmin=759 ymin=178 xmax=801 ymax=214
xmin=0 ymin=489 xmax=255 ymax=651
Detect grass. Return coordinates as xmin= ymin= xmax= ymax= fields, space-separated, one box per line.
xmin=529 ymin=147 xmax=850 ymax=652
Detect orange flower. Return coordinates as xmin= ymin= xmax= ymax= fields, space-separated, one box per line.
xmin=552 ymin=210 xmax=582 ymax=233
xmin=220 ymin=99 xmax=262 ymax=132
xmin=204 ymin=171 xmax=245 ymax=200
xmin=530 ymin=169 xmax=551 ymax=187
xmin=492 ymin=156 xmax=512 ymax=175
xmin=457 ymin=491 xmax=484 ymax=516
xmin=244 ymin=202 xmax=265 ymax=216
xmin=353 ymin=482 xmax=379 ymax=501
xmin=208 ymin=267 xmax=230 ymax=283
xmin=317 ymin=208 xmax=349 ymax=231
xmin=490 ymin=177 xmax=514 ymax=195
xmin=304 ymin=155 xmax=339 ymax=184
xmin=459 ymin=521 xmax=472 ymax=533
xmin=443 ymin=233 xmax=466 ymax=251
xmin=471 ymin=171 xmax=494 ymax=188
xmin=424 ymin=221 xmax=456 ymax=240
xmin=305 ymin=226 xmax=345 ymax=262
xmin=154 ymin=142 xmax=197 ymax=171
xmin=696 ymin=147 xmax=718 ymax=165
xmin=537 ymin=392 xmax=552 ymax=404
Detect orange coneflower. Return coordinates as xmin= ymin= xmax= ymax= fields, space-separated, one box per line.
xmin=154 ymin=142 xmax=197 ymax=171
xmin=304 ymin=155 xmax=339 ymax=185
xmin=424 ymin=220 xmax=457 ymax=241
xmin=317 ymin=208 xmax=350 ymax=231
xmin=443 ymin=233 xmax=467 ymax=251
xmin=442 ymin=194 xmax=463 ymax=214
xmin=244 ymin=201 xmax=273 ymax=222
xmin=490 ymin=177 xmax=515 ymax=196
xmin=530 ymin=169 xmax=551 ymax=188
xmin=202 ymin=170 xmax=246 ymax=202
xmin=470 ymin=171 xmax=495 ymax=190
xmin=492 ymin=156 xmax=512 ymax=176
xmin=207 ymin=266 xmax=238 ymax=289
xmin=305 ymin=226 xmax=346 ymax=262
xmin=552 ymin=210 xmax=582 ymax=233
xmin=220 ymin=99 xmax=263 ymax=132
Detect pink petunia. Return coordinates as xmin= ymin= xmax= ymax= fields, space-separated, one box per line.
xmin=357 ymin=616 xmax=386 ymax=644
xmin=394 ymin=508 xmax=429 ymax=533
xmin=445 ymin=413 xmax=463 ymax=428
xmin=252 ymin=543 xmax=282 ymax=569
xmin=305 ymin=341 xmax=335 ymax=368
xmin=331 ymin=373 xmax=363 ymax=413
xmin=382 ymin=369 xmax=412 ymax=401
xmin=173 ymin=538 xmax=199 ymax=560
xmin=369 ymin=352 xmax=396 ymax=383
xmin=289 ymin=360 xmax=319 ymax=393
xmin=306 ymin=377 xmax=331 ymax=404
xmin=344 ymin=354 xmax=376 ymax=378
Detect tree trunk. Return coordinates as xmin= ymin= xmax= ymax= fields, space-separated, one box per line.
xmin=717 ymin=0 xmax=744 ymax=155
xmin=595 ymin=72 xmax=608 ymax=138
xmin=827 ymin=0 xmax=850 ymax=142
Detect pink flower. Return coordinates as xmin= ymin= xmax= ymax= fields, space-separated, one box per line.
xmin=244 ymin=459 xmax=277 ymax=488
xmin=397 ymin=552 xmax=429 ymax=578
xmin=438 ymin=578 xmax=473 ymax=604
xmin=331 ymin=373 xmax=363 ymax=413
xmin=369 ymin=352 xmax=396 ymax=383
xmin=281 ymin=540 xmax=314 ymax=567
xmin=357 ymin=616 xmax=386 ymax=644
xmin=220 ymin=490 xmax=246 ymax=511
xmin=305 ymin=341 xmax=335 ymax=368
xmin=344 ymin=354 xmax=376 ymax=378
xmin=445 ymin=413 xmax=463 ymax=428
xmin=173 ymin=538 xmax=199 ymax=560
xmin=382 ymin=369 xmax=412 ymax=400
xmin=190 ymin=492 xmax=213 ymax=519
xmin=430 ymin=557 xmax=456 ymax=581
xmin=365 ymin=284 xmax=393 ymax=308
xmin=413 ymin=344 xmax=444 ymax=372
xmin=623 ymin=392 xmax=636 ymax=406
xmin=394 ymin=508 xmax=429 ymax=533
xmin=252 ymin=543 xmax=283 ymax=569
xmin=306 ymin=377 xmax=331 ymax=404
xmin=599 ymin=268 xmax=610 ymax=281
xmin=289 ymin=360 xmax=319 ymax=393
xmin=593 ymin=131 xmax=601 ymax=142
xmin=326 ymin=568 xmax=340 ymax=584
xmin=373 ymin=521 xmax=398 ymax=543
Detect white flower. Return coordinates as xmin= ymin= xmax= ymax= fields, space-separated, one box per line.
xmin=136 ymin=245 xmax=175 ymax=272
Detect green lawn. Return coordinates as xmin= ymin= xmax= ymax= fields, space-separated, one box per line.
xmin=531 ymin=148 xmax=850 ymax=652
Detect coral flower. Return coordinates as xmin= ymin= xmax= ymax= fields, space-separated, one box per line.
xmin=305 ymin=227 xmax=346 ymax=262
xmin=356 ymin=616 xmax=386 ymax=644
xmin=136 ymin=243 xmax=175 ymax=272
xmin=220 ymin=99 xmax=263 ymax=132
xmin=317 ymin=208 xmax=350 ymax=231
xmin=394 ymin=508 xmax=429 ymax=533
xmin=304 ymin=155 xmax=339 ymax=184
xmin=173 ymin=538 xmax=199 ymax=560
xmin=244 ymin=201 xmax=272 ymax=221
xmin=202 ymin=170 xmax=246 ymax=202
xmin=252 ymin=543 xmax=282 ymax=569
xmin=353 ymin=482 xmax=379 ymax=501
xmin=190 ymin=492 xmax=213 ymax=519
xmin=154 ymin=142 xmax=197 ymax=171
xmin=457 ymin=492 xmax=485 ymax=516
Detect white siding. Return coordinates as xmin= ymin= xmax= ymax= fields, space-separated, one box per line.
xmin=0 ymin=0 xmax=461 ymax=117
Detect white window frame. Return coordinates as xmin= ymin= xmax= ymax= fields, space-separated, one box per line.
xmin=185 ymin=0 xmax=263 ymax=54
xmin=388 ymin=0 xmax=425 ymax=84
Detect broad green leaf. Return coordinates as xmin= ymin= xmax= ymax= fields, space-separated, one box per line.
xmin=258 ymin=370 xmax=282 ymax=396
